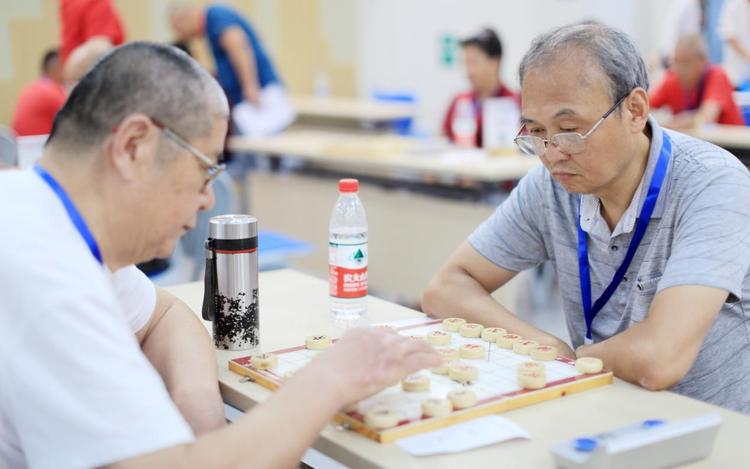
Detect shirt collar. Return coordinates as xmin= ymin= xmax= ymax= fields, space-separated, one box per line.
xmin=579 ymin=115 xmax=669 ymax=238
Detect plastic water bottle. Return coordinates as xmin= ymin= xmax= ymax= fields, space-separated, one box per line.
xmin=451 ymin=96 xmax=478 ymax=147
xmin=329 ymin=178 xmax=368 ymax=322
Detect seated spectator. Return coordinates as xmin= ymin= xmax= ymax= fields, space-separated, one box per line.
xmin=442 ymin=28 xmax=519 ymax=147
xmin=650 ymin=34 xmax=744 ymax=128
xmin=11 ymin=49 xmax=68 ymax=136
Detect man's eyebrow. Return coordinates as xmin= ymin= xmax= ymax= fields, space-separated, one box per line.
xmin=520 ymin=108 xmax=581 ymax=125
xmin=553 ymin=108 xmax=579 ymax=119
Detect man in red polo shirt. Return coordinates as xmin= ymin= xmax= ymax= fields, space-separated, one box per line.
xmin=12 ymin=49 xmax=67 ymax=137
xmin=442 ymin=28 xmax=520 ymax=147
xmin=650 ymin=34 xmax=744 ymax=128
xmin=60 ymin=0 xmax=125 ymax=82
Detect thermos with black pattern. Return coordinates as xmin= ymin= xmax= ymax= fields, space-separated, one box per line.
xmin=202 ymin=214 xmax=259 ymax=351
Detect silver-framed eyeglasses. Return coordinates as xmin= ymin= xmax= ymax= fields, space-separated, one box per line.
xmin=151 ymin=118 xmax=225 ymax=189
xmin=513 ymin=93 xmax=629 ymax=158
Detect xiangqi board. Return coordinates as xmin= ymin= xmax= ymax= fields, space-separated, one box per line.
xmin=229 ymin=318 xmax=612 ymax=443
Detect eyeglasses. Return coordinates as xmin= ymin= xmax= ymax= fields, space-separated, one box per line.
xmin=513 ymin=93 xmax=629 ymax=158
xmin=151 ymin=118 xmax=225 ymax=189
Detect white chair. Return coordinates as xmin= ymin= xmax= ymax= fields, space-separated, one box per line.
xmin=0 ymin=126 xmax=18 ymax=168
xmin=15 ymin=134 xmax=48 ymax=169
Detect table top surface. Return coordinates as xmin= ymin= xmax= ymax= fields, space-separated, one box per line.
xmin=677 ymin=124 xmax=750 ymax=150
xmin=229 ymin=129 xmax=539 ymax=183
xmin=291 ymin=96 xmax=416 ymax=122
xmin=165 ymin=269 xmax=750 ymax=468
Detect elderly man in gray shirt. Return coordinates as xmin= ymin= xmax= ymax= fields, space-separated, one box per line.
xmin=423 ymin=21 xmax=750 ymax=414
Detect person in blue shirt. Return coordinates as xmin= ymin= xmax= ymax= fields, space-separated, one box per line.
xmin=170 ymin=4 xmax=293 ymax=136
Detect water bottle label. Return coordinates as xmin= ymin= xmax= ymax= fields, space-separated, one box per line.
xmin=329 ymin=242 xmax=368 ymax=298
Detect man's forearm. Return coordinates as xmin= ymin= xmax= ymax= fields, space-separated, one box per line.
xmin=221 ymin=27 xmax=258 ymax=95
xmin=107 ymin=361 xmax=351 ymax=469
xmin=728 ymin=38 xmax=750 ymax=62
xmin=109 ymin=327 xmax=441 ymax=469
xmin=141 ymin=292 xmax=225 ymax=435
xmin=577 ymin=322 xmax=683 ymax=391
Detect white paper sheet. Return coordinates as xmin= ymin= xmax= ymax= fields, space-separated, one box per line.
xmin=231 ymin=83 xmax=296 ymax=137
xmin=396 ymin=415 xmax=530 ymax=456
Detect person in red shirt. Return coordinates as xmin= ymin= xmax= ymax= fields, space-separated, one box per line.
xmin=59 ymin=0 xmax=125 ymax=82
xmin=650 ymin=34 xmax=744 ymax=128
xmin=12 ymin=49 xmax=68 ymax=137
xmin=442 ymin=28 xmax=519 ymax=147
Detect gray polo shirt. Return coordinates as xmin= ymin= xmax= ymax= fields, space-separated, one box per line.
xmin=469 ymin=117 xmax=750 ymax=413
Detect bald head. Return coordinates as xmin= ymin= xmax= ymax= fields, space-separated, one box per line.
xmin=672 ymin=34 xmax=708 ymax=88
xmin=169 ymin=3 xmax=203 ymax=42
xmin=675 ymin=34 xmax=708 ymax=60
xmin=49 ymin=41 xmax=228 ymax=155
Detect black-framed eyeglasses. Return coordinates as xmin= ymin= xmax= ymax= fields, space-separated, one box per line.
xmin=513 ymin=92 xmax=630 ymax=158
xmin=151 ymin=118 xmax=225 ymax=189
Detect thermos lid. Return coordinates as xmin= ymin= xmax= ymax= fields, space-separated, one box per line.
xmin=208 ymin=214 xmax=257 ymax=240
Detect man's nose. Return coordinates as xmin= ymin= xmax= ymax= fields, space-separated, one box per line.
xmin=543 ymin=142 xmax=570 ymax=163
xmin=199 ymin=184 xmax=215 ymax=212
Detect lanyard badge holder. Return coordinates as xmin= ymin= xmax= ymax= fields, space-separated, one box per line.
xmin=578 ymin=134 xmax=672 ymax=343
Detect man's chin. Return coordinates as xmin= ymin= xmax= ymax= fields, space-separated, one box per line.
xmin=141 ymin=239 xmax=179 ymax=264
xmin=556 ymin=178 xmax=585 ymax=194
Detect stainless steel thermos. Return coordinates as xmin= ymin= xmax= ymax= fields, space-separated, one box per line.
xmin=202 ymin=214 xmax=259 ymax=350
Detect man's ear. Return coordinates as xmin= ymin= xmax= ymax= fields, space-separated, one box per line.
xmin=106 ymin=113 xmax=159 ymax=182
xmin=625 ymin=87 xmax=650 ymax=134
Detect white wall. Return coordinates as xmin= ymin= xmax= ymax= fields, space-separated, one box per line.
xmin=356 ymin=0 xmax=673 ymax=134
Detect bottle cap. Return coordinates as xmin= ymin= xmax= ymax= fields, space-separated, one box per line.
xmin=338 ymin=178 xmax=359 ymax=193
xmin=573 ymin=438 xmax=598 ymax=452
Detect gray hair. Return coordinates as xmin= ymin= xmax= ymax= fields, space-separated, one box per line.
xmin=519 ymin=21 xmax=649 ymax=104
xmin=49 ymin=41 xmax=228 ymax=153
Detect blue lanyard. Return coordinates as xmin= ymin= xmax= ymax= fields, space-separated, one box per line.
xmin=33 ymin=163 xmax=103 ymax=265
xmin=577 ymin=133 xmax=672 ymax=342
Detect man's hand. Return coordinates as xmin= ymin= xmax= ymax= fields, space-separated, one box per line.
xmin=309 ymin=327 xmax=442 ymax=405
xmin=243 ymin=84 xmax=261 ymax=106
xmin=551 ymin=338 xmax=576 ymax=360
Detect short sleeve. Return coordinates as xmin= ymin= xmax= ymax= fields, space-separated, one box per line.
xmin=82 ymin=0 xmax=124 ymax=45
xmin=649 ymin=76 xmax=670 ymax=110
xmin=206 ymin=6 xmax=240 ymax=42
xmin=2 ymin=289 xmax=193 ymax=469
xmin=658 ymin=163 xmax=750 ymax=299
xmin=468 ymin=165 xmax=549 ymax=272
xmin=442 ymin=96 xmax=457 ymax=139
xmin=111 ymin=265 xmax=157 ymax=333
xmin=702 ymin=68 xmax=734 ymax=107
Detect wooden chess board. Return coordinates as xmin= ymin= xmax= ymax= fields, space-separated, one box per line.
xmin=228 ymin=318 xmax=612 ymax=443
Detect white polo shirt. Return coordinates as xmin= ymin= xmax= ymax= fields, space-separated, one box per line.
xmin=0 ymin=169 xmax=193 ymax=468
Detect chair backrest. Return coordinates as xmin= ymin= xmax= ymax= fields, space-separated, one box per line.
xmin=0 ymin=126 xmax=18 ymax=168
xmin=15 ymin=134 xmax=48 ymax=169
xmin=372 ymin=90 xmax=417 ymax=135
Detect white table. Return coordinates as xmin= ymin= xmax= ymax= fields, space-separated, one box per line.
xmin=166 ymin=269 xmax=750 ymax=468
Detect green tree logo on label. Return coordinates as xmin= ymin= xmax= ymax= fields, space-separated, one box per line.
xmin=351 ymin=249 xmax=366 ymax=264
